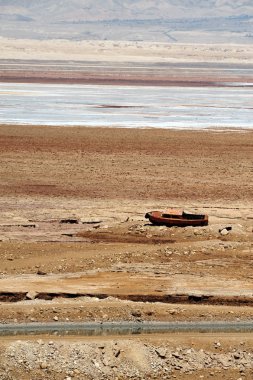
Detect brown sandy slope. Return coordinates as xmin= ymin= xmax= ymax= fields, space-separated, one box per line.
xmin=0 ymin=124 xmax=252 ymax=306
xmin=0 ymin=124 xmax=252 ymax=379
xmin=0 ymin=125 xmax=252 ymax=201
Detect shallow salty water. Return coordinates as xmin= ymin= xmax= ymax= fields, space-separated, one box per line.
xmin=0 ymin=82 xmax=253 ymax=129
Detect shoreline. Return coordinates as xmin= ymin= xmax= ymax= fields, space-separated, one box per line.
xmin=1 ymin=76 xmax=252 ymax=87
xmin=1 ymin=72 xmax=252 ymax=87
xmin=1 ymin=122 xmax=253 ymax=132
xmin=1 ymin=80 xmax=252 ymax=130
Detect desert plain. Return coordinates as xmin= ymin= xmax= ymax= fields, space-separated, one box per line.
xmin=0 ymin=41 xmax=252 ymax=380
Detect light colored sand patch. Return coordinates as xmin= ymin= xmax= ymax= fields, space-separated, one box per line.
xmin=1 ymin=38 xmax=253 ymax=63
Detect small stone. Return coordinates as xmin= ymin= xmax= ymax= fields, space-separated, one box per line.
xmin=155 ymin=348 xmax=167 ymax=358
xmin=40 ymin=362 xmax=47 ymax=369
xmin=114 ymin=348 xmax=121 ymax=358
xmin=92 ymin=359 xmax=100 ymax=369
xmin=60 ymin=218 xmax=79 ymax=224
xmin=81 ymin=218 xmax=102 ymax=224
xmin=53 ymin=316 xmax=59 ymax=321
xmin=219 ymin=227 xmax=231 ymax=235
xmin=131 ymin=310 xmax=142 ymax=318
xmin=26 ymin=291 xmax=38 ymax=300
xmin=37 ymin=269 xmax=47 ymax=276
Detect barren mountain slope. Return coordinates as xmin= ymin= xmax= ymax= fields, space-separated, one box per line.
xmin=1 ymin=0 xmax=253 ymax=42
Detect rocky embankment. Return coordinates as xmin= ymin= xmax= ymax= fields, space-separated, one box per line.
xmin=1 ymin=337 xmax=253 ymax=380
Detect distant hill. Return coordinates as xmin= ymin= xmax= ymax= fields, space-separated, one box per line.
xmin=0 ymin=0 xmax=253 ymax=43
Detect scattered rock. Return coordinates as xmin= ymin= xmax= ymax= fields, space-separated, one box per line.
xmin=91 ymin=359 xmax=100 ymax=369
xmin=114 ymin=348 xmax=121 ymax=358
xmin=40 ymin=362 xmax=47 ymax=369
xmin=131 ymin=310 xmax=142 ymax=318
xmin=5 ymin=341 xmax=253 ymax=378
xmin=219 ymin=226 xmax=232 ymax=235
xmin=169 ymin=309 xmax=178 ymax=315
xmin=26 ymin=291 xmax=38 ymax=300
xmin=37 ymin=269 xmax=47 ymax=276
xmin=81 ymin=218 xmax=102 ymax=224
xmin=155 ymin=348 xmax=167 ymax=358
xmin=172 ymin=351 xmax=181 ymax=359
xmin=60 ymin=218 xmax=79 ymax=224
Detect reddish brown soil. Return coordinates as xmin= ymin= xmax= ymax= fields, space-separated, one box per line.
xmin=0 ymin=124 xmax=252 ymax=379
xmin=0 ymin=123 xmax=252 ymax=319
xmin=0 ymin=125 xmax=252 ymax=201
xmin=1 ymin=69 xmax=252 ymax=87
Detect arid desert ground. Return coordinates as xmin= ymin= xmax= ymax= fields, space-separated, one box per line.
xmin=0 ymin=41 xmax=252 ymax=380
